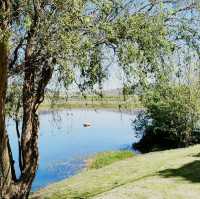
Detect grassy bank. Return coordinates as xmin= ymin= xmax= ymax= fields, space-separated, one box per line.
xmin=32 ymin=145 xmax=200 ymax=199
xmin=39 ymin=95 xmax=142 ymax=112
xmin=86 ymin=151 xmax=134 ymax=169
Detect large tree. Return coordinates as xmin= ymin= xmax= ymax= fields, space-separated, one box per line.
xmin=0 ymin=0 xmax=19 ymax=197
xmin=0 ymin=0 xmax=199 ymax=198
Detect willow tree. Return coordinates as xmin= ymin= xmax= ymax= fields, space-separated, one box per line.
xmin=0 ymin=0 xmax=198 ymax=198
xmin=0 ymin=0 xmax=19 ymax=198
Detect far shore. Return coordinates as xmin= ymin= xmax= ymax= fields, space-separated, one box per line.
xmin=39 ymin=95 xmax=144 ymax=113
xmin=38 ymin=100 xmax=143 ymax=115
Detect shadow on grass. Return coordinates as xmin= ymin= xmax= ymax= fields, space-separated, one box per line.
xmin=192 ymin=153 xmax=200 ymax=158
xmin=159 ymin=160 xmax=200 ymax=183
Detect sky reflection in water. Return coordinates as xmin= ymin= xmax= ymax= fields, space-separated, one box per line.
xmin=7 ymin=109 xmax=139 ymax=191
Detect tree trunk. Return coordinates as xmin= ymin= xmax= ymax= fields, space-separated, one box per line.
xmin=0 ymin=0 xmax=53 ymax=197
xmin=0 ymin=38 xmax=23 ymax=199
xmin=0 ymin=36 xmax=40 ymax=199
xmin=0 ymin=40 xmax=13 ymax=198
xmin=0 ymin=2 xmax=21 ymax=198
xmin=16 ymin=36 xmax=40 ymax=198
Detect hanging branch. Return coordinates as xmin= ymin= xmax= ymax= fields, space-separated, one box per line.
xmin=15 ymin=118 xmax=23 ymax=173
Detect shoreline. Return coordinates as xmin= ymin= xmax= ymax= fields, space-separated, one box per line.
xmin=32 ymin=145 xmax=200 ymax=199
xmin=33 ymin=104 xmax=143 ymax=194
xmin=38 ymin=102 xmax=143 ymax=115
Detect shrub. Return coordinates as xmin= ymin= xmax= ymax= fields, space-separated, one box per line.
xmin=134 ymin=83 xmax=200 ymax=152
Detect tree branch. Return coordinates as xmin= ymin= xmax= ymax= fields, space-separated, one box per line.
xmin=9 ymin=38 xmax=24 ymax=70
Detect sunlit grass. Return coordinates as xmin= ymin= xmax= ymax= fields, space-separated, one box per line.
xmin=38 ymin=95 xmax=142 ymax=111
xmin=87 ymin=151 xmax=134 ymax=169
xmin=32 ymin=145 xmax=200 ymax=199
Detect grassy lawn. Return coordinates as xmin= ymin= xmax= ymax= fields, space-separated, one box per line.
xmin=32 ymin=145 xmax=200 ymax=199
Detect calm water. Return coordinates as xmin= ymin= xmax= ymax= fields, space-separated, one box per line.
xmin=7 ymin=109 xmax=139 ymax=191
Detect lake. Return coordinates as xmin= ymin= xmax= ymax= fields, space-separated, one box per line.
xmin=7 ymin=109 xmax=139 ymax=191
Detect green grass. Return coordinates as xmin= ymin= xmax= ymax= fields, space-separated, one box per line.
xmin=87 ymin=151 xmax=134 ymax=169
xmin=32 ymin=145 xmax=200 ymax=199
xmin=39 ymin=95 xmax=142 ymax=112
xmin=39 ymin=102 xmax=141 ymax=111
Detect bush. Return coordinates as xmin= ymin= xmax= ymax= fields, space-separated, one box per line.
xmin=134 ymin=83 xmax=200 ymax=152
